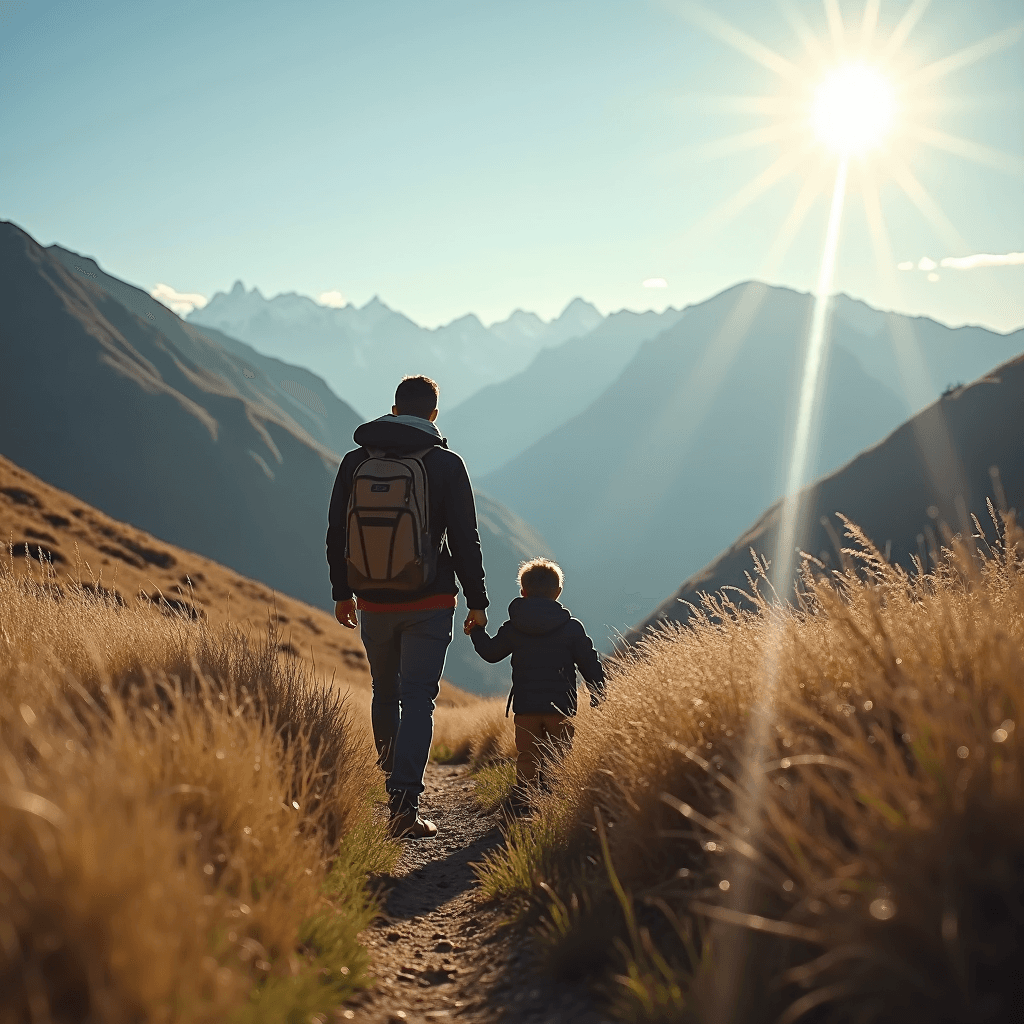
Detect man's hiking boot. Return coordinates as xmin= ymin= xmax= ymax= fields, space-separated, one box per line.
xmin=388 ymin=809 xmax=438 ymax=839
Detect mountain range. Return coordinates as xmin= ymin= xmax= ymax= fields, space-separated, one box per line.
xmin=630 ymin=349 xmax=1024 ymax=640
xmin=6 ymin=217 xmax=1023 ymax=688
xmin=0 ymin=221 xmax=552 ymax=694
xmin=477 ymin=281 xmax=1024 ymax=642
xmin=441 ymin=306 xmax=685 ymax=476
xmin=188 ymin=282 xmax=604 ymax=417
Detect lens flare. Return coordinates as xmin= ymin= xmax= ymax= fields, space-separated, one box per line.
xmin=813 ymin=64 xmax=894 ymax=153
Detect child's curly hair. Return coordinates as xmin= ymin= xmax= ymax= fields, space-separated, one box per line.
xmin=517 ymin=558 xmax=564 ymax=598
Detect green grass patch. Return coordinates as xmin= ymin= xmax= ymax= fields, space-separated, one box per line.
xmin=430 ymin=741 xmax=457 ymax=763
xmin=239 ymin=815 xmax=400 ymax=1022
xmin=475 ymin=806 xmax=568 ymax=901
xmin=473 ymin=758 xmax=516 ymax=813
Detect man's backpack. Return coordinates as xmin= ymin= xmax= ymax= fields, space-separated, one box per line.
xmin=345 ymin=447 xmax=437 ymax=591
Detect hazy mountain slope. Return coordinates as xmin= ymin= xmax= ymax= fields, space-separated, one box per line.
xmin=480 ymin=282 xmax=923 ymax=642
xmin=630 ymin=351 xmax=1024 ymax=640
xmin=1 ymin=222 xmax=344 ymax=609
xmin=832 ymin=293 xmax=1023 ymax=402
xmin=441 ymin=307 xmax=684 ymax=476
xmin=188 ymin=283 xmax=603 ymax=416
xmin=1 ymin=222 xmax=553 ymax=694
xmin=48 ymin=245 xmax=364 ymax=457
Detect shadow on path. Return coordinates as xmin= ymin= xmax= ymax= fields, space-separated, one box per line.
xmin=381 ymin=819 xmax=506 ymax=920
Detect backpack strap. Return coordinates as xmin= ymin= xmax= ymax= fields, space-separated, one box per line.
xmin=363 ymin=445 xmax=435 ymax=460
xmin=505 ymin=686 xmax=514 ymax=718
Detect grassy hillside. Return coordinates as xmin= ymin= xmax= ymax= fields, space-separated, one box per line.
xmin=0 ymin=220 xmax=343 ymax=612
xmin=0 ymin=452 xmax=476 ymax=709
xmin=0 ymin=548 xmax=401 ymax=1021
xmin=474 ymin=514 xmax=1024 ymax=1023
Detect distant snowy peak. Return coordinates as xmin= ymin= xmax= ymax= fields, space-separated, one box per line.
xmin=489 ymin=309 xmax=547 ymax=344
xmin=192 ymin=284 xmax=604 ymax=346
xmin=489 ymin=299 xmax=604 ymax=348
xmin=547 ymin=297 xmax=604 ymax=345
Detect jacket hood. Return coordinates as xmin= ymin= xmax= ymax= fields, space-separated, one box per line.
xmin=353 ymin=414 xmax=448 ymax=451
xmin=508 ymin=596 xmax=572 ymax=636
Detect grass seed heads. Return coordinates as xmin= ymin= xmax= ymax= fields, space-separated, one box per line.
xmin=0 ymin=551 xmax=397 ymax=1022
xmin=474 ymin=513 xmax=1024 ymax=1023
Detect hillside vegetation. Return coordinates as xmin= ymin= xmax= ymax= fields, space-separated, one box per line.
xmin=475 ymin=511 xmax=1023 ymax=1023
xmin=0 ymin=549 xmax=398 ymax=1023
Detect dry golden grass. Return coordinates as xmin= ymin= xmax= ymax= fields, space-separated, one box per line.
xmin=477 ymin=511 xmax=1024 ymax=1024
xmin=431 ymin=697 xmax=516 ymax=768
xmin=0 ymin=453 xmax=476 ymax=711
xmin=0 ymin=549 xmax=400 ymax=1023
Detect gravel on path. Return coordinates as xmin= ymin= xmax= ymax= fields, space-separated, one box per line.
xmin=335 ymin=763 xmax=611 ymax=1024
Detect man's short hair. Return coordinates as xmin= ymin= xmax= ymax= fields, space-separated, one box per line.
xmin=395 ymin=375 xmax=439 ymax=419
xmin=518 ymin=558 xmax=563 ymax=598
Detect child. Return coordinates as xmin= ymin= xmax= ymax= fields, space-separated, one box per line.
xmin=467 ymin=558 xmax=606 ymax=811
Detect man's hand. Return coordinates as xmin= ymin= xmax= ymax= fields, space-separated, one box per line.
xmin=463 ymin=608 xmax=487 ymax=635
xmin=335 ymin=599 xmax=358 ymax=629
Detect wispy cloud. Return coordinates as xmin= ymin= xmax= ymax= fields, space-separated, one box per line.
xmin=642 ymin=277 xmax=668 ymax=288
xmin=940 ymin=251 xmax=1024 ymax=270
xmin=318 ymin=289 xmax=347 ymax=307
xmin=897 ymin=251 xmax=1024 ymax=274
xmin=151 ymin=283 xmax=207 ymax=316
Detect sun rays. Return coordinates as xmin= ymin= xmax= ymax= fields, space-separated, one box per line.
xmin=671 ymin=0 xmax=1023 ymax=261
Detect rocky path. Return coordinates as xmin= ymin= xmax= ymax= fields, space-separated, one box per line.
xmin=337 ymin=763 xmax=610 ymax=1024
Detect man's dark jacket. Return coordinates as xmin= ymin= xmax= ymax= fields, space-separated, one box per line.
xmin=470 ymin=597 xmax=605 ymax=715
xmin=326 ymin=415 xmax=488 ymax=609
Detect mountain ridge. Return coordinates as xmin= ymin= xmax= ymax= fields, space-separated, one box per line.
xmin=628 ymin=349 xmax=1024 ymax=642
xmin=188 ymin=282 xmax=604 ymax=416
xmin=479 ymin=280 xmax=1024 ymax=644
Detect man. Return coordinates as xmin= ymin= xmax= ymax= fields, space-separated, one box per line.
xmin=326 ymin=375 xmax=488 ymax=838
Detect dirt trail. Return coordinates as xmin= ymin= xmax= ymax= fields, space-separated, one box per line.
xmin=338 ymin=763 xmax=610 ymax=1024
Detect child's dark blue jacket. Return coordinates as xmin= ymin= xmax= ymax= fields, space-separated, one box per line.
xmin=469 ymin=597 xmax=606 ymax=715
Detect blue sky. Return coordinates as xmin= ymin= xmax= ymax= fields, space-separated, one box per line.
xmin=3 ymin=0 xmax=1022 ymax=330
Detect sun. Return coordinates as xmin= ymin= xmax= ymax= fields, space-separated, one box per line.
xmin=812 ymin=63 xmax=895 ymax=154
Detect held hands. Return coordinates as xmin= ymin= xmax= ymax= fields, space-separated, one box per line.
xmin=335 ymin=599 xmax=358 ymax=629
xmin=463 ymin=609 xmax=487 ymax=635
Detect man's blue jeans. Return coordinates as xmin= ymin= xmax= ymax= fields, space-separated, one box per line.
xmin=359 ymin=605 xmax=454 ymax=814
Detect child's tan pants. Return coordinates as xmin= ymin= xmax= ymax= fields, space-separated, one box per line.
xmin=513 ymin=713 xmax=574 ymax=787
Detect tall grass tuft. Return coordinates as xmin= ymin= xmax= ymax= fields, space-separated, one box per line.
xmin=475 ymin=510 xmax=1024 ymax=1023
xmin=431 ymin=697 xmax=515 ymax=768
xmin=0 ymin=548 xmax=397 ymax=1023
